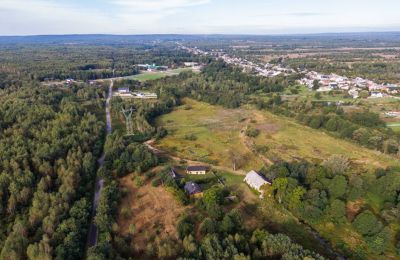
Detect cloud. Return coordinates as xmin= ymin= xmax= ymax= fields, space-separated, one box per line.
xmin=286 ymin=12 xmax=327 ymax=17
xmin=113 ymin=0 xmax=211 ymax=11
xmin=0 ymin=0 xmax=213 ymax=35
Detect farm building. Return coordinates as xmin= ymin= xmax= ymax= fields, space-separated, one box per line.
xmin=244 ymin=170 xmax=271 ymax=192
xmin=184 ymin=182 xmax=202 ymax=196
xmin=186 ymin=166 xmax=207 ymax=175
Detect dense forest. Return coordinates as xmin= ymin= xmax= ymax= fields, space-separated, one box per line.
xmin=0 ymin=84 xmax=105 ymax=259
xmin=0 ymin=43 xmax=202 ymax=83
xmin=262 ymin=159 xmax=400 ymax=257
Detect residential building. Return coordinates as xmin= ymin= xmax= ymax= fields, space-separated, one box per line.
xmin=184 ymin=182 xmax=202 ymax=196
xmin=186 ymin=166 xmax=207 ymax=175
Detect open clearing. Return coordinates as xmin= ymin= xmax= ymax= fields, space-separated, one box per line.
xmin=121 ymin=68 xmax=195 ymax=82
xmin=156 ymin=98 xmax=400 ymax=172
xmin=116 ymin=173 xmax=186 ymax=252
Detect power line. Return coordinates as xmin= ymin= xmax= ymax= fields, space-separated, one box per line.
xmin=121 ymin=107 xmax=135 ymax=136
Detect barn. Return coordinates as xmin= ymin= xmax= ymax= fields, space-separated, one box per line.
xmin=244 ymin=170 xmax=271 ymax=192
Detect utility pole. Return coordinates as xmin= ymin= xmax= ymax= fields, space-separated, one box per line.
xmin=121 ymin=107 xmax=135 ymax=136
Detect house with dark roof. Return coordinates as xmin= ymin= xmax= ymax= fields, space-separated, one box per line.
xmin=184 ymin=182 xmax=202 ymax=196
xmin=186 ymin=166 xmax=207 ymax=175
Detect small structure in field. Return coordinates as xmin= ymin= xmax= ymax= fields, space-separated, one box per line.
xmin=184 ymin=182 xmax=202 ymax=196
xmin=66 ymin=78 xmax=74 ymax=85
xmin=244 ymin=170 xmax=271 ymax=192
xmin=184 ymin=62 xmax=198 ymax=67
xmin=186 ymin=166 xmax=207 ymax=175
xmin=132 ymin=92 xmax=158 ymax=99
xmin=117 ymin=87 xmax=130 ymax=94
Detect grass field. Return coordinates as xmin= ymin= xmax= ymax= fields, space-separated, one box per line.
xmin=156 ymin=98 xmax=400 ymax=172
xmin=387 ymin=122 xmax=400 ymax=132
xmin=155 ymin=99 xmax=265 ymax=172
xmin=123 ymin=68 xmax=195 ymax=82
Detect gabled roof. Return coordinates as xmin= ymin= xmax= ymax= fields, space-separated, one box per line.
xmin=244 ymin=170 xmax=271 ymax=189
xmin=187 ymin=166 xmax=207 ymax=172
xmin=184 ymin=182 xmax=202 ymax=195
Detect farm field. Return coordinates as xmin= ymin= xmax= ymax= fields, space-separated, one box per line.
xmin=156 ymin=98 xmax=400 ymax=172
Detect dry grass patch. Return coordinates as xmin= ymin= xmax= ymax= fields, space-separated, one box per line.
xmin=116 ymin=173 xmax=186 ymax=251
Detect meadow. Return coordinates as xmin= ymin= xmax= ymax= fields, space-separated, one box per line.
xmin=122 ymin=68 xmax=195 ymax=82
xmin=156 ymin=98 xmax=400 ymax=173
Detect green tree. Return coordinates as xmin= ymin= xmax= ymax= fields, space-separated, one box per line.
xmin=272 ymin=178 xmax=288 ymax=204
xmin=352 ymin=210 xmax=383 ymax=236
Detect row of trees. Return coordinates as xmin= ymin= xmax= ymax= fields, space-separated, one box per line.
xmin=261 ymin=96 xmax=400 ymax=154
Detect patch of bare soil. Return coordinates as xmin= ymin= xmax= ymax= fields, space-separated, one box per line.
xmin=346 ymin=200 xmax=365 ymax=221
xmin=117 ymin=174 xmax=186 ymax=251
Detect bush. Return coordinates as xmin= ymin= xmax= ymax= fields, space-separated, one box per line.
xmin=184 ymin=134 xmax=197 ymax=141
xmin=152 ymin=178 xmax=162 ymax=187
xmin=322 ymin=155 xmax=349 ymax=175
xmin=352 ymin=210 xmax=383 ymax=236
xmin=134 ymin=176 xmax=144 ymax=187
xmin=245 ymin=127 xmax=260 ymax=138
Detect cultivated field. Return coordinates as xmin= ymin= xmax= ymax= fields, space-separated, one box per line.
xmin=156 ymin=99 xmax=400 ymax=172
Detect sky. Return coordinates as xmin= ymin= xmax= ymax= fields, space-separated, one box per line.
xmin=0 ymin=0 xmax=399 ymax=35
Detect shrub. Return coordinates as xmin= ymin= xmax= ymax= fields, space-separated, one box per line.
xmin=322 ymin=155 xmax=349 ymax=175
xmin=152 ymin=178 xmax=161 ymax=187
xmin=245 ymin=127 xmax=260 ymax=138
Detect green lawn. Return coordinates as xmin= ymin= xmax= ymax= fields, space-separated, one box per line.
xmin=387 ymin=122 xmax=400 ymax=132
xmin=123 ymin=68 xmax=195 ymax=82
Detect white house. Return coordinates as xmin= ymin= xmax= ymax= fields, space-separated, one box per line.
xmin=370 ymin=92 xmax=384 ymax=98
xmin=244 ymin=170 xmax=271 ymax=192
xmin=187 ymin=166 xmax=207 ymax=175
xmin=118 ymin=87 xmax=130 ymax=94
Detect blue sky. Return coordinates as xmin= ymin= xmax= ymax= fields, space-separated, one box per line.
xmin=0 ymin=0 xmax=399 ymax=35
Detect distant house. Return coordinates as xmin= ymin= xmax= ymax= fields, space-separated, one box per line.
xmin=244 ymin=170 xmax=271 ymax=192
xmin=370 ymin=92 xmax=384 ymax=98
xmin=184 ymin=62 xmax=198 ymax=67
xmin=184 ymin=182 xmax=202 ymax=196
xmin=66 ymin=78 xmax=74 ymax=84
xmin=118 ymin=87 xmax=130 ymax=94
xmin=186 ymin=166 xmax=207 ymax=175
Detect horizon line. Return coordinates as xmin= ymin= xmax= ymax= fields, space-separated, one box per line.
xmin=1 ymin=30 xmax=400 ymax=38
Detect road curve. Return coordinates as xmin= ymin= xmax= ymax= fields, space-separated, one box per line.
xmin=87 ymin=80 xmax=113 ymax=248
